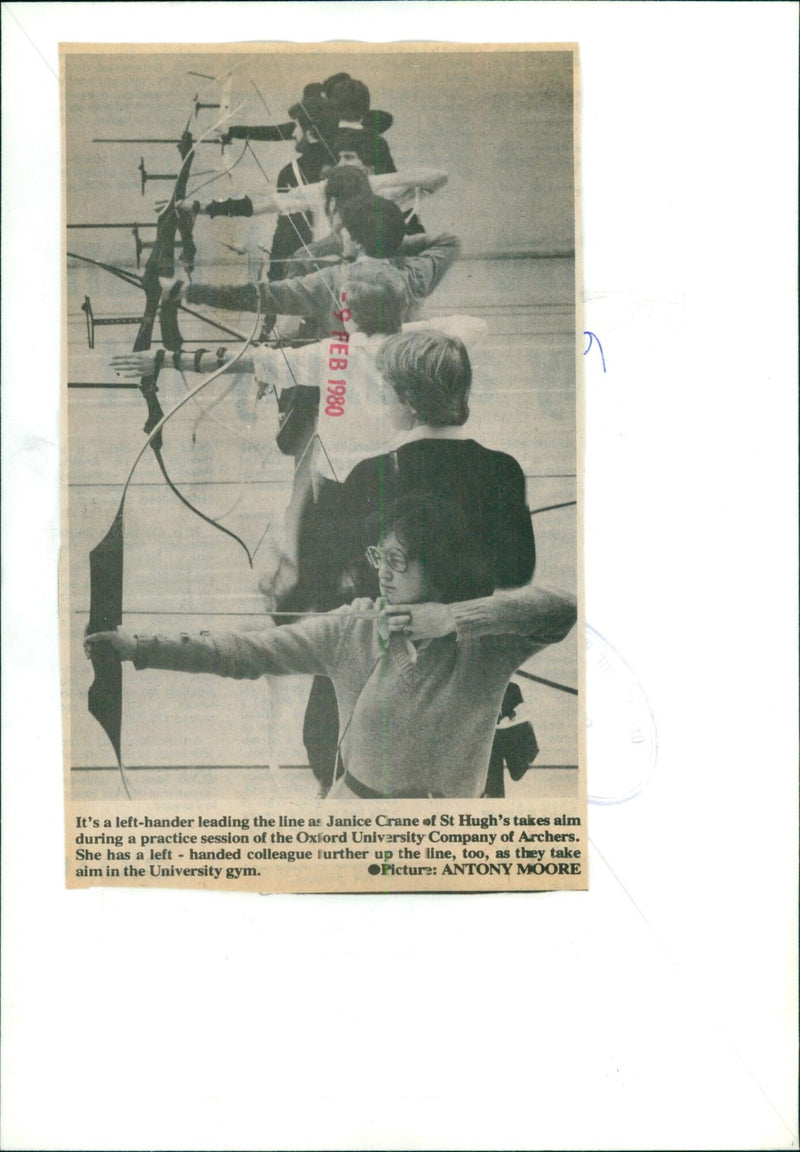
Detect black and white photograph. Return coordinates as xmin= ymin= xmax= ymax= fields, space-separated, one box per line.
xmin=64 ymin=43 xmax=584 ymax=892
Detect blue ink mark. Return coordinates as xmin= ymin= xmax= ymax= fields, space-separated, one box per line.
xmin=583 ymin=331 xmax=606 ymax=373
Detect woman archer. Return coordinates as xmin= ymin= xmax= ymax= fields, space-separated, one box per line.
xmin=85 ymin=493 xmax=575 ymax=800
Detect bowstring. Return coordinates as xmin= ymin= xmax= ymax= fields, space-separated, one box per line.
xmin=183 ymin=139 xmax=250 ymax=202
xmin=182 ymin=371 xmax=272 ymax=523
xmin=118 ymin=288 xmax=264 ymax=544
xmin=238 ymin=134 xmax=346 ymax=558
xmin=199 ymin=77 xmax=348 ymax=573
xmin=246 ymin=80 xmax=346 ymax=298
xmin=152 ymin=93 xmax=266 ymax=529
xmin=236 ymin=77 xmax=384 ymax=774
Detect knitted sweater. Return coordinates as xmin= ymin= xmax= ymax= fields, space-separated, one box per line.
xmin=186 ymin=234 xmax=459 ymax=342
xmin=132 ymin=587 xmax=576 ymax=798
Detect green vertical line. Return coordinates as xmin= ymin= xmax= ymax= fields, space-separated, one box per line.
xmin=377 ymin=456 xmax=389 ymax=794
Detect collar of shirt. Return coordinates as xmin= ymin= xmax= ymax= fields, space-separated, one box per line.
xmin=403 ymin=637 xmax=433 ymax=664
xmin=387 ymin=424 xmax=469 ymax=452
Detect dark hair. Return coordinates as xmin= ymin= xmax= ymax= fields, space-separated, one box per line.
xmin=301 ymin=82 xmax=324 ymax=103
xmin=331 ymin=78 xmax=371 ymax=120
xmin=371 ymin=492 xmax=494 ymax=604
xmin=330 ymin=128 xmax=378 ymax=169
xmin=290 ymin=94 xmax=339 ymax=144
xmin=339 ymin=195 xmax=406 ymax=259
xmin=347 ymin=278 xmax=406 ymax=336
xmin=323 ymin=164 xmax=371 ymax=213
xmin=377 ymin=331 xmax=472 ymax=426
xmin=322 ymin=72 xmax=352 ymax=99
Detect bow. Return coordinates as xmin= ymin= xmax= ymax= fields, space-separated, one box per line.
xmin=85 ymin=96 xmax=262 ymax=797
xmin=67 ymin=249 xmax=251 ymax=345
xmin=86 ymin=290 xmax=263 ymax=798
xmin=83 ymin=74 xmax=365 ymax=793
xmin=134 ymin=123 xmax=195 ymax=447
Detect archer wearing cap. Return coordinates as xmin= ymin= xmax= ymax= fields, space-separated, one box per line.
xmin=266 ymin=89 xmax=342 ymax=280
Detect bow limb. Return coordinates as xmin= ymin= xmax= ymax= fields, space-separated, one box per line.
xmin=175 ymin=92 xmax=254 ymax=211
xmin=138 ymin=96 xmax=249 ymax=356
xmin=86 ymin=288 xmax=263 ymax=794
xmin=132 ymin=128 xmax=196 ymax=454
xmin=124 ymin=287 xmax=265 ymax=558
xmin=133 ymin=99 xmax=250 ymax=466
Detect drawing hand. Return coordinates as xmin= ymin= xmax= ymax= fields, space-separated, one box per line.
xmin=383 ymin=602 xmax=456 ymax=641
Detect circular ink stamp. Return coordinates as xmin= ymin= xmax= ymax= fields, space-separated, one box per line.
xmin=585 ymin=624 xmax=658 ymax=804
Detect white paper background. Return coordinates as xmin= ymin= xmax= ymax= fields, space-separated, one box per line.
xmin=2 ymin=3 xmax=797 ymax=1150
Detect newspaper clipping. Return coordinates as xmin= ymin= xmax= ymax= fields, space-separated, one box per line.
xmin=63 ymin=42 xmax=584 ymax=893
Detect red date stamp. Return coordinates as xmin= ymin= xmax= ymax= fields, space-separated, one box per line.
xmin=324 ymin=292 xmax=350 ymax=417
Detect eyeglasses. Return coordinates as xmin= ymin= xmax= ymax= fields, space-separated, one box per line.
xmin=365 ymin=545 xmax=408 ymax=573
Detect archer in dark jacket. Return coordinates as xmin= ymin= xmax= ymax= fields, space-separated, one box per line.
xmin=268 ymin=92 xmax=340 ymax=280
xmin=312 ymin=330 xmax=534 ymax=603
xmin=336 ymin=437 xmax=534 ymax=597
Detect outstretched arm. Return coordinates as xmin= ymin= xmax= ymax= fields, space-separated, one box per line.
xmin=222 ymin=123 xmax=296 ymax=143
xmin=371 ymin=167 xmax=449 ymax=199
xmin=84 ymin=601 xmax=396 ymax=681
xmin=84 ymin=616 xmax=340 ymax=681
xmin=111 ymin=349 xmax=259 ymax=378
xmin=178 ymin=169 xmax=447 ymax=220
xmin=110 ymin=340 xmax=321 ymax=399
xmin=182 ymin=272 xmax=325 ymax=320
xmin=178 ymin=185 xmax=322 ymax=219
